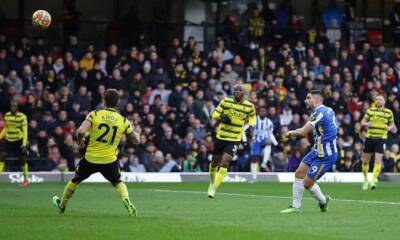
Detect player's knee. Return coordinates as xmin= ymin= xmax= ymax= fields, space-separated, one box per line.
xmin=111 ymin=180 xmax=121 ymax=187
xmin=71 ymin=175 xmax=83 ymax=185
xmin=303 ymin=179 xmax=314 ymax=189
xmin=220 ymin=161 xmax=229 ymax=168
xmin=294 ymin=171 xmax=305 ymax=179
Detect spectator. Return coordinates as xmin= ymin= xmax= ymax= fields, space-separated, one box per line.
xmin=182 ymin=155 xmax=200 ymax=172
xmin=149 ymin=81 xmax=171 ymax=105
xmin=287 ymin=148 xmax=302 ymax=172
xmin=0 ymin=26 xmax=399 ymax=174
xmin=157 ymin=127 xmax=179 ymax=158
xmin=246 ymin=59 xmax=263 ymax=83
xmin=271 ymin=150 xmax=287 ymax=172
xmin=129 ymin=155 xmax=146 ymax=172
xmin=323 ymin=0 xmax=345 ymax=28
xmin=248 ymin=8 xmax=265 ymax=42
xmin=5 ymin=70 xmax=23 ymax=95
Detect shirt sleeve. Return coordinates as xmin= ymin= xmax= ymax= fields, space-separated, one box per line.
xmin=85 ymin=111 xmax=95 ymax=123
xmin=212 ymin=99 xmax=225 ymax=121
xmin=125 ymin=120 xmax=134 ymax=134
xmin=308 ymin=111 xmax=323 ymax=127
xmin=363 ymin=109 xmax=371 ymax=121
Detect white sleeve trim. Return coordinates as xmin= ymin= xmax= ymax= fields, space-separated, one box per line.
xmin=309 ymin=112 xmax=323 ymax=127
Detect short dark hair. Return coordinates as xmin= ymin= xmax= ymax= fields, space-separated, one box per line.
xmin=310 ymin=90 xmax=324 ymax=99
xmin=104 ymin=89 xmax=119 ymax=108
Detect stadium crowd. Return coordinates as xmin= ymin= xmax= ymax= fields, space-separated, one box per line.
xmin=1 ymin=1 xmax=400 ymax=174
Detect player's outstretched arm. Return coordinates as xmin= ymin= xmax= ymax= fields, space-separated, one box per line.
xmin=212 ymin=99 xmax=226 ymax=122
xmin=77 ymin=120 xmax=91 ymax=148
xmin=127 ymin=131 xmax=140 ymax=145
xmin=286 ymin=122 xmax=314 ymax=138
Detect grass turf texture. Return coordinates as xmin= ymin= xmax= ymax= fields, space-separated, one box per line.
xmin=0 ymin=182 xmax=399 ymax=240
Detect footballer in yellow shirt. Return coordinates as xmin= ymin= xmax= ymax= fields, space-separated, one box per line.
xmin=52 ymin=89 xmax=140 ymax=216
xmin=207 ymin=84 xmax=256 ymax=198
xmin=0 ymin=101 xmax=29 ymax=187
xmin=361 ymin=94 xmax=396 ymax=190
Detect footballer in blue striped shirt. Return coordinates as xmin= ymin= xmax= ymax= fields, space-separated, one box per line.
xmin=281 ymin=90 xmax=337 ymax=213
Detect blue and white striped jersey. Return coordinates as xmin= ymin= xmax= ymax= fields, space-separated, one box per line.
xmin=309 ymin=105 xmax=338 ymax=158
xmin=253 ymin=116 xmax=278 ymax=145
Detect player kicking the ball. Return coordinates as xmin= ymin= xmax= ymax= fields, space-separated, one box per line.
xmin=52 ymin=89 xmax=140 ymax=216
xmin=281 ymin=90 xmax=337 ymax=213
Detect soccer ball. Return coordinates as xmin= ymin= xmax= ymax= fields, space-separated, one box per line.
xmin=32 ymin=10 xmax=52 ymax=30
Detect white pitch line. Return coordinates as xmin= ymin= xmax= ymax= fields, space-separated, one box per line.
xmin=146 ymin=189 xmax=400 ymax=206
xmin=1 ymin=187 xmax=400 ymax=206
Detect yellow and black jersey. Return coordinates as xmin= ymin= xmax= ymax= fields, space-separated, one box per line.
xmin=212 ymin=97 xmax=256 ymax=142
xmin=363 ymin=107 xmax=394 ymax=139
xmin=84 ymin=109 xmax=133 ymax=164
xmin=249 ymin=17 xmax=265 ymax=37
xmin=0 ymin=111 xmax=28 ymax=145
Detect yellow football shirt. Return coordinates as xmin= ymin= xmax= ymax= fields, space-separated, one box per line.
xmin=212 ymin=97 xmax=256 ymax=142
xmin=0 ymin=112 xmax=28 ymax=145
xmin=84 ymin=109 xmax=133 ymax=164
xmin=363 ymin=107 xmax=394 ymax=139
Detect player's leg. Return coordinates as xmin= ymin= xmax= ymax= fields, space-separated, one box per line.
xmin=303 ymin=153 xmax=336 ymax=212
xmin=207 ymin=153 xmax=221 ymax=197
xmin=210 ymin=154 xmax=221 ymax=184
xmin=101 ymin=161 xmax=137 ymax=216
xmin=19 ymin=142 xmax=29 ymax=187
xmin=261 ymin=144 xmax=272 ymax=169
xmin=53 ymin=158 xmax=92 ymax=213
xmin=214 ymin=152 xmax=232 ymax=188
xmin=281 ymin=151 xmax=316 ymax=213
xmin=250 ymin=141 xmax=262 ymax=182
xmin=208 ymin=142 xmax=237 ymax=198
xmin=362 ymin=139 xmax=373 ymax=190
xmin=370 ymin=140 xmax=384 ymax=189
xmin=210 ymin=138 xmax=226 ymax=184
xmin=250 ymin=156 xmax=259 ymax=183
xmin=208 ymin=139 xmax=224 ymax=197
xmin=0 ymin=142 xmax=7 ymax=172
xmin=304 ymin=176 xmax=330 ymax=212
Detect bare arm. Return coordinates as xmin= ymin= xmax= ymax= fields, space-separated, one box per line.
xmin=361 ymin=110 xmax=371 ymax=128
xmin=77 ymin=120 xmax=91 ymax=147
xmin=361 ymin=118 xmax=370 ymax=128
xmin=127 ymin=130 xmax=140 ymax=145
xmin=387 ymin=122 xmax=397 ymax=133
xmin=286 ymin=122 xmax=314 ymax=138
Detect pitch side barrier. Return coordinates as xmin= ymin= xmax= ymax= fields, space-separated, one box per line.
xmin=0 ymin=172 xmax=400 ymax=183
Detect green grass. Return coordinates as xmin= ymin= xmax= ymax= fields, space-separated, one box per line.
xmin=0 ymin=182 xmax=399 ymax=240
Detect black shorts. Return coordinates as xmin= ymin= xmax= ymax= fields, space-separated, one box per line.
xmin=364 ymin=138 xmax=386 ymax=154
xmin=71 ymin=158 xmax=121 ymax=185
xmin=5 ymin=140 xmax=26 ymax=164
xmin=212 ymin=138 xmax=240 ymax=156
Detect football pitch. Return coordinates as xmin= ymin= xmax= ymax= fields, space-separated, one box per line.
xmin=0 ymin=182 xmax=399 ymax=240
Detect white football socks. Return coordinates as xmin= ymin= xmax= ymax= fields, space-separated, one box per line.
xmin=308 ymin=183 xmax=326 ymax=204
xmin=292 ymin=178 xmax=305 ymax=208
xmin=250 ymin=162 xmax=258 ymax=181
